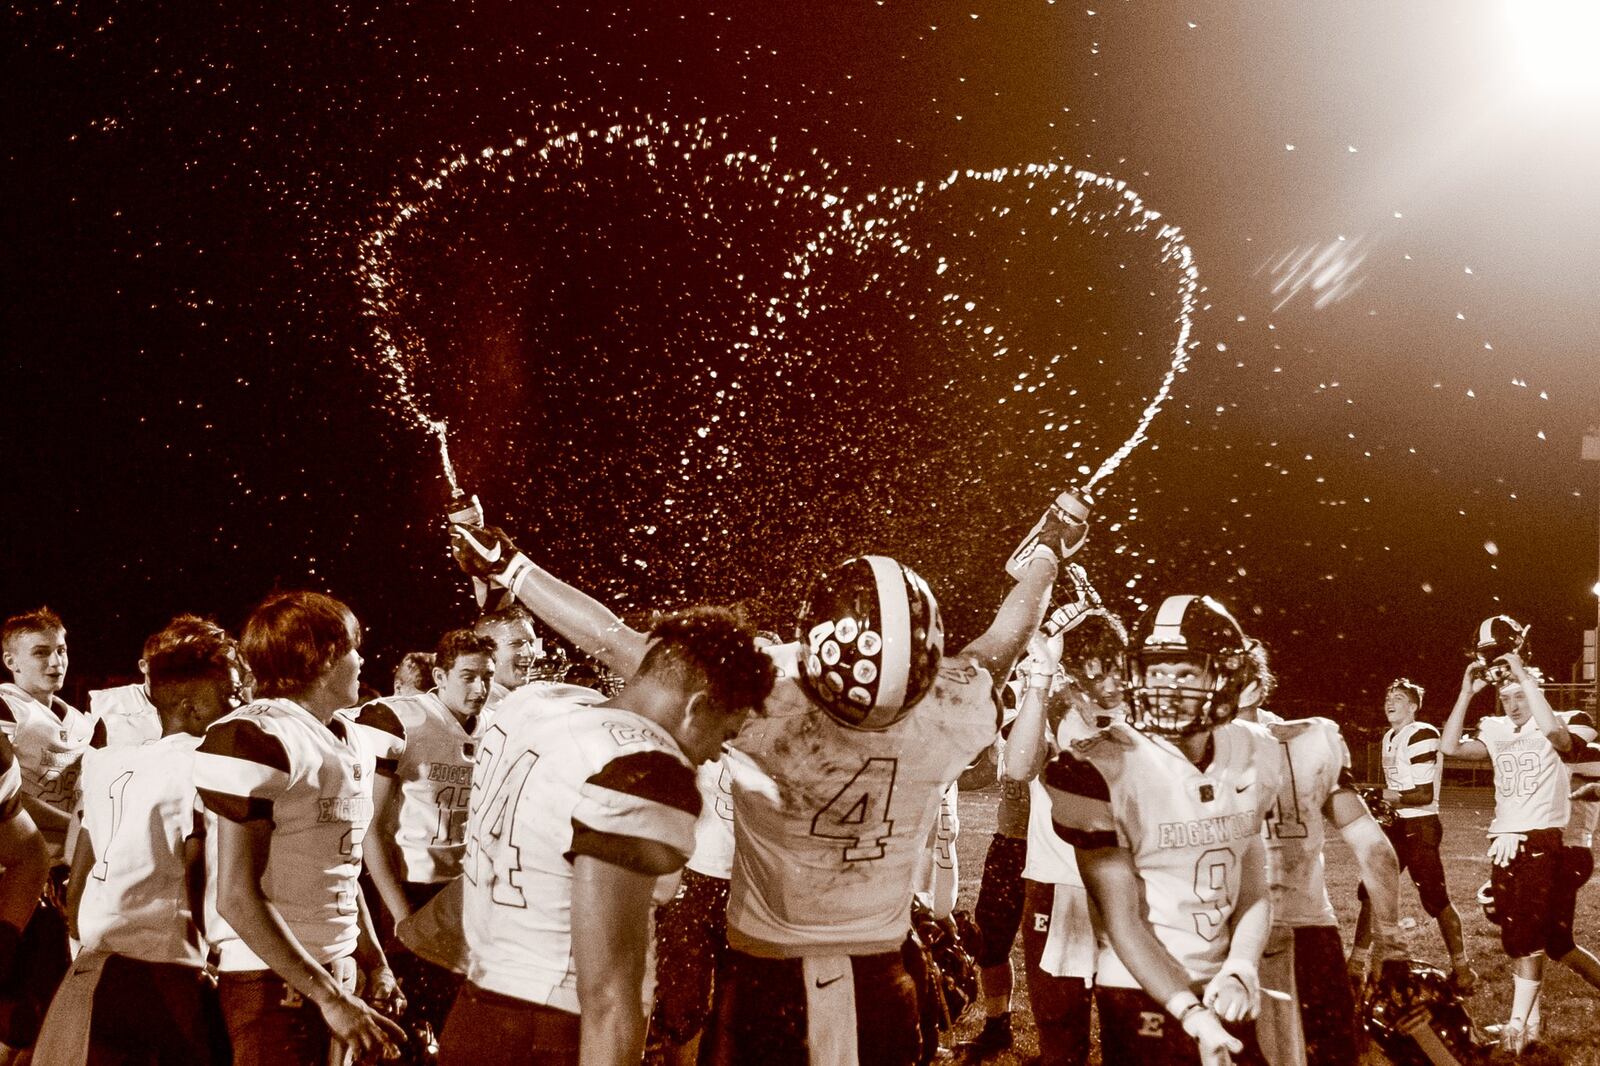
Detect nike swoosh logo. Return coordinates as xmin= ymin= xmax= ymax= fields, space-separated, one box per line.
xmin=1236 ymin=784 xmax=1250 ymax=794
xmin=815 ymin=975 xmax=845 ymax=989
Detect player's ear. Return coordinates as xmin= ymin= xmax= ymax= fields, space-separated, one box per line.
xmin=432 ymin=667 xmax=448 ymax=690
xmin=1238 ymin=678 xmax=1262 ymax=709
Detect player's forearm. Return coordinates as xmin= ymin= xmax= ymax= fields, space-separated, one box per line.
xmin=363 ymin=837 xmax=413 ymax=925
xmin=1523 ymin=682 xmax=1570 ymax=750
xmin=1224 ymin=840 xmax=1271 ymax=969
xmin=577 ymin=996 xmax=646 ymax=1066
xmin=1080 ymin=850 xmax=1197 ymax=1003
xmin=63 ymin=826 xmax=93 ymax=937
xmin=352 ymin=891 xmax=390 ymax=976
xmin=219 ymin=883 xmax=347 ymax=1006
xmin=506 ymin=564 xmax=649 ymax=676
xmin=1343 ymin=816 xmax=1402 ymax=953
xmin=1439 ymin=690 xmax=1475 ymax=756
xmin=1001 ymin=687 xmax=1051 ymax=783
xmin=962 ymin=556 xmax=1056 ymax=682
xmin=18 ymin=793 xmax=69 ymax=836
xmin=0 ymin=814 xmax=50 ymax=932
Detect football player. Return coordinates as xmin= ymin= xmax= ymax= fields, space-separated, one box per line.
xmin=360 ymin=628 xmax=509 ymax=1061
xmin=1234 ymin=643 xmax=1404 ymax=1066
xmin=956 ymin=762 xmax=1031 ymax=1061
xmin=1045 ymin=594 xmax=1279 ymax=1066
xmin=390 ymin=652 xmax=435 ymax=699
xmin=437 ymin=607 xmax=774 ymax=1066
xmin=35 ymin=618 xmax=243 ymax=1064
xmin=1351 ymin=678 xmax=1475 ymax=993
xmin=88 ymin=614 xmax=238 ymax=749
xmin=0 ymin=732 xmax=50 ymax=1054
xmin=450 ymin=491 xmax=1081 ymax=1065
xmin=1003 ymin=598 xmax=1128 ymax=1066
xmin=473 ymin=605 xmax=552 ymax=706
xmin=0 ymin=607 xmax=85 ymax=1053
xmin=0 ymin=607 xmax=94 ymax=858
xmin=1439 ymin=620 xmax=1570 ymax=1053
xmin=193 ymin=591 xmax=407 ymax=1065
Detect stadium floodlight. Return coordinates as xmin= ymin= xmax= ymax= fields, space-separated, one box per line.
xmin=1505 ymin=0 xmax=1600 ymax=96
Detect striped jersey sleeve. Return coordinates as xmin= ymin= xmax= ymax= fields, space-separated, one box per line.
xmin=195 ymin=717 xmax=293 ymax=822
xmin=568 ymin=750 xmax=700 ymax=875
xmin=347 ymin=701 xmax=408 ymax=777
xmin=1042 ymin=752 xmax=1118 ymax=850
xmin=1403 ymin=723 xmax=1442 ymax=783
xmin=0 ymin=734 xmax=19 ymax=821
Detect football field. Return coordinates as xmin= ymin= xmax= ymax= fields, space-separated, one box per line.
xmin=948 ymin=785 xmax=1600 ymax=1064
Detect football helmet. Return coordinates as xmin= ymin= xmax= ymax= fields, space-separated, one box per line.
xmin=1125 ymin=595 xmax=1251 ymax=738
xmin=797 ymin=555 xmax=944 ymax=730
xmin=1476 ymin=880 xmax=1500 ymax=926
xmin=1363 ymin=959 xmax=1491 ymax=1066
xmin=1472 ymin=614 xmax=1529 ymax=687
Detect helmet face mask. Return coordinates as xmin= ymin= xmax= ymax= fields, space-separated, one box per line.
xmin=1125 ymin=595 xmax=1249 ymax=739
xmin=797 ymin=555 xmax=944 ymax=731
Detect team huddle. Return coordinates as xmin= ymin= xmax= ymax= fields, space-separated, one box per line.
xmin=0 ymin=491 xmax=1595 ymax=1065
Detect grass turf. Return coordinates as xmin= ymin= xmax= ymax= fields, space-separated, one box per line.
xmin=947 ymin=786 xmax=1600 ymax=1064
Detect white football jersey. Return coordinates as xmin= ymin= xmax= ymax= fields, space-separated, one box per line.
xmin=1560 ymin=711 xmax=1599 ymax=846
xmin=88 ymin=683 xmax=162 ymax=749
xmin=1023 ymin=774 xmax=1083 ymax=887
xmin=1257 ymin=711 xmax=1348 ymax=928
xmin=726 ymin=644 xmax=998 ymax=958
xmin=360 ymin=692 xmax=486 ymax=885
xmin=1472 ymin=714 xmax=1570 ymax=835
xmin=1382 ymin=720 xmax=1442 ymax=817
xmin=77 ymin=734 xmax=210 ymax=965
xmin=685 ymin=755 xmax=736 ymax=880
xmin=194 ymin=699 xmax=403 ymax=970
xmin=912 ymin=783 xmax=961 ymax=919
xmin=1044 ymin=718 xmax=1280 ymax=988
xmin=0 ymin=683 xmax=95 ymax=854
xmin=461 ymin=689 xmax=698 ymax=1012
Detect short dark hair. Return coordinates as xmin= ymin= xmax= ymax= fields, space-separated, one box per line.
xmin=2 ymin=606 xmax=65 ymax=654
xmin=1388 ymin=678 xmax=1424 ymax=707
xmin=1240 ymin=641 xmax=1276 ymax=703
xmin=474 ymin=604 xmax=534 ymax=633
xmin=147 ymin=623 xmax=239 ymax=715
xmin=142 ymin=614 xmax=226 ymax=662
xmin=434 ymin=630 xmax=497 ymax=673
xmin=638 ymin=607 xmax=775 ymax=717
xmin=241 ymin=591 xmax=360 ymax=698
xmin=1059 ymin=612 xmax=1128 ymax=675
xmin=392 ymin=651 xmax=435 ymax=691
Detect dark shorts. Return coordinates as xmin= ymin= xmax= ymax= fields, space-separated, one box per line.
xmin=1019 ymin=879 xmax=1092 ymax=1066
xmin=0 ymin=896 xmax=70 ymax=1048
xmin=438 ymin=982 xmax=579 ymax=1066
xmin=1292 ymin=925 xmax=1359 ymax=1066
xmin=648 ymin=868 xmax=729 ymax=1045
xmin=973 ymin=833 xmax=1029 ymax=968
xmin=90 ymin=955 xmax=230 ymax=1065
xmin=1491 ymin=828 xmax=1565 ymax=959
xmin=1095 ymin=985 xmax=1265 ymax=1066
xmin=701 ymin=946 xmax=921 ymax=1066
xmin=216 ymin=956 xmax=356 ymax=1066
xmin=1383 ymin=815 xmax=1453 ymax=917
xmin=1546 ymin=845 xmax=1596 ymax=959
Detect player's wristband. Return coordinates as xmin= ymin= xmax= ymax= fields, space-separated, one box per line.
xmin=497 ymin=552 xmax=535 ymax=594
xmin=1180 ymin=1004 xmax=1220 ymax=1040
xmin=1164 ymin=990 xmax=1203 ymax=1023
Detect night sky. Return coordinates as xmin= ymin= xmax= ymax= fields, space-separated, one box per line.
xmin=8 ymin=1 xmax=1599 ymax=728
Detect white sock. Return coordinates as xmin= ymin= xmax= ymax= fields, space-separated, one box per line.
xmin=1529 ymin=985 xmax=1543 ymax=1032
xmin=1511 ymin=974 xmax=1541 ymax=1024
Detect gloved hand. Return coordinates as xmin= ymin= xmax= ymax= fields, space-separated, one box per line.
xmin=450 ymin=524 xmax=534 ymax=592
xmin=1487 ymin=833 xmax=1526 ymax=868
xmin=1021 ymin=630 xmax=1064 ymax=690
xmin=1005 ymin=489 xmax=1092 ymax=582
xmin=1203 ymin=961 xmax=1260 ymax=1023
xmin=1043 ymin=563 xmax=1104 ymax=636
xmin=1182 ymin=1006 xmax=1243 ymax=1066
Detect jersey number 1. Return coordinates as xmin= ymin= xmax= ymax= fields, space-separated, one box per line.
xmin=90 ymin=770 xmax=134 ymax=882
xmin=810 ymin=757 xmax=897 ymax=862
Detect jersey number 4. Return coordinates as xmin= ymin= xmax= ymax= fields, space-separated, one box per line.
xmin=810 ymin=757 xmax=897 ymax=862
xmin=463 ymin=726 xmax=539 ymax=908
xmin=1264 ymin=741 xmax=1309 ymax=840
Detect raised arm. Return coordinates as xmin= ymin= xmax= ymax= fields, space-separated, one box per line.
xmin=1439 ymin=662 xmax=1489 ymax=760
xmin=960 ymin=556 xmax=1057 ymax=683
xmin=1001 ymin=635 xmax=1063 ymax=784
xmin=1507 ymin=654 xmax=1570 ymax=752
xmin=452 ymin=525 xmax=650 ymax=676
